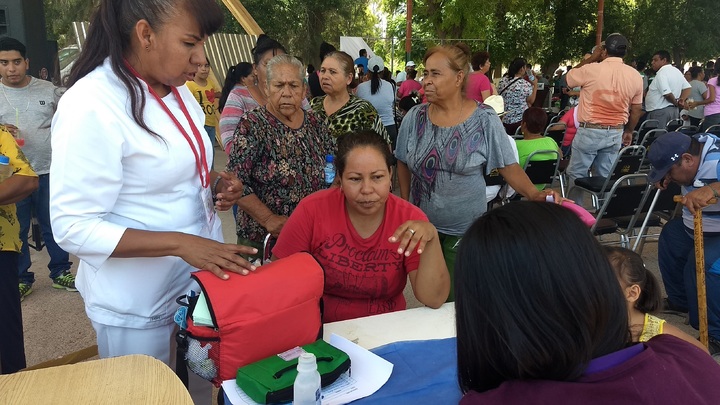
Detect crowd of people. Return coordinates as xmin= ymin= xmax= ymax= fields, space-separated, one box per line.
xmin=1 ymin=0 xmax=719 ymax=402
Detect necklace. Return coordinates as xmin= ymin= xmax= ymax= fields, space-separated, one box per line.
xmin=430 ymin=99 xmax=465 ymax=127
xmin=1 ymin=78 xmax=30 ymax=127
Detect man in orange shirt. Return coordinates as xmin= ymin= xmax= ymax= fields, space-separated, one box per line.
xmin=565 ymin=33 xmax=643 ymax=201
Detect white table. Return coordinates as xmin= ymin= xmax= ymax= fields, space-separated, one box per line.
xmin=322 ymin=302 xmax=455 ymax=350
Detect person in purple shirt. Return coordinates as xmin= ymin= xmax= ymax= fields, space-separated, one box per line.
xmin=455 ymin=201 xmax=720 ymax=404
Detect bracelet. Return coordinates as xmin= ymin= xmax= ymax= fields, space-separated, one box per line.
xmin=709 ymin=185 xmax=720 ymax=200
xmin=211 ymin=175 xmax=222 ymax=202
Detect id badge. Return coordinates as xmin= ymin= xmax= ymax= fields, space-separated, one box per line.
xmin=200 ymin=186 xmax=216 ymax=229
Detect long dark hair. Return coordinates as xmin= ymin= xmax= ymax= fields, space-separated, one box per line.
xmin=505 ymin=57 xmax=527 ymax=78
xmin=455 ymin=202 xmax=629 ymax=394
xmin=370 ymin=65 xmax=382 ymax=95
xmin=219 ymin=62 xmax=253 ymax=112
xmin=252 ymin=34 xmax=286 ymax=66
xmin=67 ymin=0 xmax=223 ymax=136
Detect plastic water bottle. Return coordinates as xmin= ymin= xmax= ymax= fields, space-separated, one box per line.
xmin=293 ymin=352 xmax=321 ymax=405
xmin=324 ymin=155 xmax=335 ymax=187
xmin=527 ymin=69 xmax=535 ymax=82
xmin=0 ymin=154 xmax=11 ymax=183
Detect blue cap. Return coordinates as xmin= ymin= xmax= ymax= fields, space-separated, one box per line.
xmin=325 ymin=155 xmax=334 ymax=163
xmin=0 ymin=155 xmax=9 ymax=165
xmin=647 ymin=132 xmax=691 ymax=183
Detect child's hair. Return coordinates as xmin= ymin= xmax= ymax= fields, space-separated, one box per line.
xmin=604 ymin=246 xmax=662 ymax=313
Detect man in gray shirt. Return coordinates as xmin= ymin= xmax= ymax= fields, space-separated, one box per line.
xmin=0 ymin=37 xmax=74 ymax=300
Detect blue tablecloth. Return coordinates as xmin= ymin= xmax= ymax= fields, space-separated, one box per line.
xmin=353 ymin=337 xmax=461 ymax=404
xmin=223 ymin=337 xmax=462 ymax=404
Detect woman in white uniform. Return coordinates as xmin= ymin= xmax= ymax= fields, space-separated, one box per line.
xmin=49 ymin=0 xmax=256 ymax=375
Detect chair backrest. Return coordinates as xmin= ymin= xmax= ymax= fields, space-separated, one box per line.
xmin=543 ymin=122 xmax=567 ymax=146
xmin=677 ymin=125 xmax=699 ymax=135
xmin=484 ymin=167 xmax=505 ymax=187
xmin=634 ymin=119 xmax=660 ymax=145
xmin=638 ymin=119 xmax=660 ymax=132
xmin=523 ymin=149 xmax=560 ymax=186
xmin=706 ymin=124 xmax=720 ymax=136
xmin=639 ymin=128 xmax=667 ymax=149
xmin=590 ymin=173 xmax=652 ymax=234
xmin=666 ymin=118 xmax=684 ymax=132
xmin=607 ymin=145 xmax=646 ymax=183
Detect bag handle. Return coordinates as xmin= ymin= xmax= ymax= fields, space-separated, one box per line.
xmin=272 ymin=356 xmax=335 ymax=379
xmin=499 ymin=77 xmax=522 ymax=96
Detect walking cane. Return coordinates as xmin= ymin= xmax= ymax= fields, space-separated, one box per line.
xmin=673 ymin=195 xmax=718 ymax=348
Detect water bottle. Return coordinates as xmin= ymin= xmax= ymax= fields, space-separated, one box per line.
xmin=527 ymin=69 xmax=535 ymax=82
xmin=324 ymin=155 xmax=335 ymax=187
xmin=0 ymin=154 xmax=11 ymax=183
xmin=293 ymin=352 xmax=321 ymax=405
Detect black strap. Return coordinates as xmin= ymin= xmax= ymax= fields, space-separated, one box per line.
xmin=175 ymin=330 xmax=190 ymax=388
xmin=499 ymin=77 xmax=522 ymax=96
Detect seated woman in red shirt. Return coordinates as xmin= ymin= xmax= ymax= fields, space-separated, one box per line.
xmin=272 ymin=130 xmax=450 ymax=322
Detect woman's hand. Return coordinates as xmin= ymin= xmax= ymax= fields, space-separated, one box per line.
xmin=389 ymin=220 xmax=438 ymax=256
xmin=531 ymin=189 xmax=573 ymax=205
xmin=175 ymin=233 xmax=258 ymax=279
xmin=264 ymin=214 xmax=288 ymax=237
xmin=213 ymin=171 xmax=243 ymax=211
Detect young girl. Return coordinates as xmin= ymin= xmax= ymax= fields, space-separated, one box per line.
xmin=605 ymin=246 xmax=709 ymax=353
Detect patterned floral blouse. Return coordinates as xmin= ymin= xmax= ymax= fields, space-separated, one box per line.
xmin=226 ymin=107 xmax=334 ymax=244
xmin=310 ymin=94 xmax=390 ymax=142
xmin=498 ymin=76 xmax=533 ymax=125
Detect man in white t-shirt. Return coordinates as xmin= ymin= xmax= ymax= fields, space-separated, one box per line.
xmin=395 ymin=61 xmax=415 ymax=84
xmin=645 ymin=50 xmax=691 ymax=128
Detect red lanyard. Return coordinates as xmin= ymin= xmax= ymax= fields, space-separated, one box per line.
xmin=125 ymin=62 xmax=210 ymax=188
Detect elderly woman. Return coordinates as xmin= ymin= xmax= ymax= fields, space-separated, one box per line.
xmin=466 ymin=51 xmax=494 ymax=103
xmin=310 ymin=51 xmax=389 ymax=141
xmin=395 ymin=45 xmax=563 ymax=301
xmin=498 ymin=57 xmax=538 ymax=135
xmin=273 ymin=130 xmax=449 ymax=322
xmin=226 ymin=54 xmax=334 ymax=259
xmin=455 ymin=202 xmax=720 ymax=403
xmin=219 ymin=35 xmax=286 ymax=154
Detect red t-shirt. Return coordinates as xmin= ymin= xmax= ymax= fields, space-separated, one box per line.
xmin=398 ymin=79 xmax=423 ymax=99
xmin=466 ymin=72 xmax=493 ymax=103
xmin=273 ymin=188 xmax=427 ymax=323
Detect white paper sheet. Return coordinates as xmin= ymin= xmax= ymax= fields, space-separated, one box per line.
xmin=222 ymin=334 xmax=393 ymax=405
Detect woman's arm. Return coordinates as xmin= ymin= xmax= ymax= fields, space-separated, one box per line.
xmin=237 ymin=194 xmax=287 ymax=237
xmin=498 ymin=163 xmax=563 ymax=203
xmin=480 ymin=89 xmax=492 ymax=101
xmin=662 ymin=323 xmax=710 ymax=354
xmin=113 ymin=229 xmax=257 ymax=279
xmin=0 ymin=174 xmax=37 ymax=205
xmin=526 ymin=78 xmax=538 ymax=106
xmin=219 ymin=90 xmax=248 ymax=154
xmin=397 ymin=161 xmax=411 ymax=201
xmin=689 ymin=85 xmax=716 ymax=108
xmin=390 ymin=220 xmax=450 ymax=308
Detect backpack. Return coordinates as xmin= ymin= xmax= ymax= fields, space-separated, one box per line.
xmin=175 ymin=252 xmax=325 ymax=387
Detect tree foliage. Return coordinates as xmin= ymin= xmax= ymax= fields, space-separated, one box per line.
xmin=233 ymin=0 xmax=377 ymax=67
xmin=42 ymin=0 xmax=720 ymax=74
